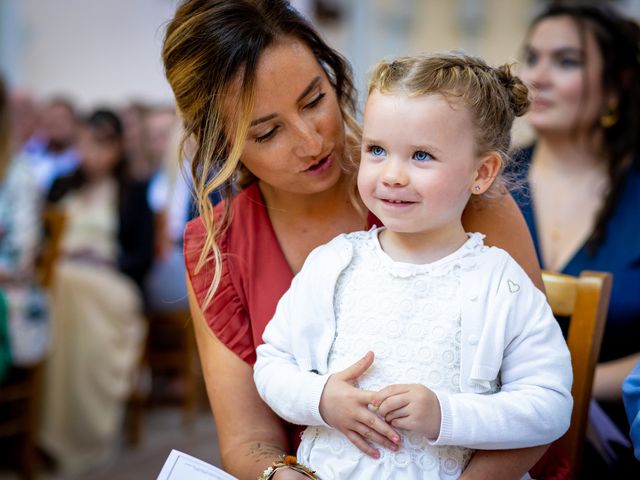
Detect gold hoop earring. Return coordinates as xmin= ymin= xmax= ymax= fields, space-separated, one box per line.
xmin=600 ymin=99 xmax=619 ymax=129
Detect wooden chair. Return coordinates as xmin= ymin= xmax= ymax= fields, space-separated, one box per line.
xmin=127 ymin=309 xmax=202 ymax=445
xmin=36 ymin=207 xmax=66 ymax=288
xmin=0 ymin=207 xmax=65 ymax=480
xmin=542 ymin=270 xmax=613 ymax=478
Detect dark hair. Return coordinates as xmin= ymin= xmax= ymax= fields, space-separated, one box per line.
xmin=529 ymin=1 xmax=640 ymax=252
xmin=48 ymin=109 xmax=128 ymax=204
xmin=162 ymin=0 xmax=359 ymax=301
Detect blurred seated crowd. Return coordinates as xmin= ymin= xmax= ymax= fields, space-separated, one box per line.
xmin=0 ymin=73 xmax=199 ymax=475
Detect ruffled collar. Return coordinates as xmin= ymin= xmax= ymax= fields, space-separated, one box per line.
xmin=364 ymin=227 xmax=485 ymax=278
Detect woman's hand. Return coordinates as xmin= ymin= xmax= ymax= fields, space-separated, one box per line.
xmin=272 ymin=468 xmax=314 ymax=479
xmin=319 ymin=351 xmax=400 ymax=458
xmin=372 ymin=384 xmax=441 ymax=440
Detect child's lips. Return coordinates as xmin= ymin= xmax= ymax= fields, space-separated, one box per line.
xmin=380 ymin=198 xmax=418 ymax=207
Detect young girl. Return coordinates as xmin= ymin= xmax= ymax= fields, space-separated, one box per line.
xmin=253 ymin=52 xmax=573 ymax=479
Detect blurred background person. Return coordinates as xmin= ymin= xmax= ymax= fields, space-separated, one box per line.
xmin=141 ymin=105 xmax=177 ymax=181
xmin=120 ymin=101 xmax=151 ymax=182
xmin=21 ymin=97 xmax=79 ymax=196
xmin=623 ymin=362 xmax=640 ymax=461
xmin=8 ymin=88 xmax=40 ymax=153
xmin=0 ymin=72 xmax=49 ymax=382
xmin=514 ymin=2 xmax=640 ymax=477
xmin=39 ymin=109 xmax=154 ymax=474
xmin=145 ymin=123 xmax=194 ymax=314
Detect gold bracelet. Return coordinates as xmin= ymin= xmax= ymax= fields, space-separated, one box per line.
xmin=257 ymin=455 xmax=319 ymax=480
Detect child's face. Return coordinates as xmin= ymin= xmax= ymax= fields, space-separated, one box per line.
xmin=358 ymin=91 xmax=479 ymax=237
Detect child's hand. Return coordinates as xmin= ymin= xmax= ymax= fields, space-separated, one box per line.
xmin=371 ymin=384 xmax=442 ymax=440
xmin=319 ymin=351 xmax=400 ymax=458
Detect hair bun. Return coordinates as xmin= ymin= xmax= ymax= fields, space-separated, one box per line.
xmin=497 ymin=63 xmax=530 ymax=117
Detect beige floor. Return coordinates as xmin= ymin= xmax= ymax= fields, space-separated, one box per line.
xmin=0 ymin=407 xmax=222 ymax=480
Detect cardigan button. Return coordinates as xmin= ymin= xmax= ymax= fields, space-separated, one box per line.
xmin=468 ymin=334 xmax=479 ymax=345
xmin=470 ymin=294 xmax=478 ymax=301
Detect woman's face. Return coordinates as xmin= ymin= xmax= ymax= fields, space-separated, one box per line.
xmin=78 ymin=127 xmax=123 ymax=180
xmin=232 ymin=39 xmax=346 ymax=196
xmin=520 ymin=16 xmax=605 ymax=136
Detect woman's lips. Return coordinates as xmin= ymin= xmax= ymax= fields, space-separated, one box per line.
xmin=530 ymin=97 xmax=553 ymax=111
xmin=304 ymin=154 xmax=333 ymax=175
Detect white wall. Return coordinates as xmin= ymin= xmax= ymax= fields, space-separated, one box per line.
xmin=16 ymin=0 xmax=178 ymax=108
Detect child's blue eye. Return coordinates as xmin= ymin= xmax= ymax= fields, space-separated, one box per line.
xmin=370 ymin=145 xmax=385 ymax=157
xmin=413 ymin=150 xmax=431 ymax=161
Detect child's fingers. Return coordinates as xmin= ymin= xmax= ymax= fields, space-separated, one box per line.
xmin=384 ymin=405 xmax=410 ymax=423
xmin=371 ymin=384 xmax=410 ymax=407
xmin=377 ymin=393 xmax=411 ymax=418
xmin=357 ymin=410 xmax=400 ymax=445
xmin=344 ymin=429 xmax=381 ymax=459
xmin=335 ymin=351 xmax=375 ymax=383
xmin=388 ymin=415 xmax=412 ymax=431
xmin=354 ymin=421 xmax=399 ymax=452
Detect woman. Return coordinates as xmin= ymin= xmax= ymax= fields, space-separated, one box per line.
xmin=164 ymin=1 xmax=552 ymax=478
xmin=0 ymin=76 xmax=49 ymax=382
xmin=39 ymin=110 xmax=154 ymax=473
xmin=517 ymin=3 xmax=640 ymax=477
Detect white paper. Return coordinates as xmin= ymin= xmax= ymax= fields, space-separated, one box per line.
xmin=157 ymin=449 xmax=238 ymax=480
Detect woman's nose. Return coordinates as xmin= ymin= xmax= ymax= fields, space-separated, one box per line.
xmin=293 ymin=118 xmax=323 ymax=158
xmin=523 ymin=60 xmax=551 ymax=91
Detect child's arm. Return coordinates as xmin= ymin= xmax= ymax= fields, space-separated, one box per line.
xmin=622 ymin=362 xmax=640 ymax=460
xmin=254 ymin=245 xmax=399 ymax=457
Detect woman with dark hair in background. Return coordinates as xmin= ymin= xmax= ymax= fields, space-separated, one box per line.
xmin=516 ymin=2 xmax=640 ymax=476
xmin=39 ymin=109 xmax=154 ymax=473
xmin=164 ymin=1 xmax=559 ymax=478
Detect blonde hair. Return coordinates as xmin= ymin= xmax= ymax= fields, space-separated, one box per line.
xmin=162 ymin=0 xmax=360 ymax=306
xmin=367 ymin=52 xmax=529 ymax=194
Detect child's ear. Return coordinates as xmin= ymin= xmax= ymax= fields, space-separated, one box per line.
xmin=470 ymin=152 xmax=502 ymax=195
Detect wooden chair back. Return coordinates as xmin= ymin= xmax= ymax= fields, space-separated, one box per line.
xmin=542 ymin=270 xmax=612 ymax=478
xmin=37 ymin=207 xmax=66 ymax=288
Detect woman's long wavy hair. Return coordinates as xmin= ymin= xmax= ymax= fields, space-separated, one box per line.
xmin=162 ymin=0 xmax=360 ymax=306
xmin=528 ymin=2 xmax=640 ymax=253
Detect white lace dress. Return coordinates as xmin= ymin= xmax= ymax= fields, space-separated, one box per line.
xmin=297 ymin=229 xmax=497 ymax=479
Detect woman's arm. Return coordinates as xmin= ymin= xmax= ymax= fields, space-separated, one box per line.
xmin=461 ymin=446 xmax=548 ymax=480
xmin=463 ymin=193 xmax=544 ymax=291
xmin=594 ymin=352 xmax=640 ymax=402
xmin=188 ymin=277 xmax=297 ymax=479
xmin=461 ymin=193 xmax=550 ymax=478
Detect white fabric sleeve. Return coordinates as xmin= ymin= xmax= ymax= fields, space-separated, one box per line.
xmin=12 ymin=162 xmax=42 ymax=274
xmin=253 ymin=253 xmax=331 ymax=427
xmin=432 ymin=259 xmax=573 ymax=449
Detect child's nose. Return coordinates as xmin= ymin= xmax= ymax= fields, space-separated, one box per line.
xmin=381 ymin=158 xmax=408 ymax=186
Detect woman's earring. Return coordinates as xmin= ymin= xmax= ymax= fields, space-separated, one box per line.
xmin=474 ymin=185 xmax=481 ymax=193
xmin=600 ymin=99 xmax=619 ymax=129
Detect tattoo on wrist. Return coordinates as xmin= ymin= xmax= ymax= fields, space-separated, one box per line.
xmin=247 ymin=442 xmax=286 ymax=462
